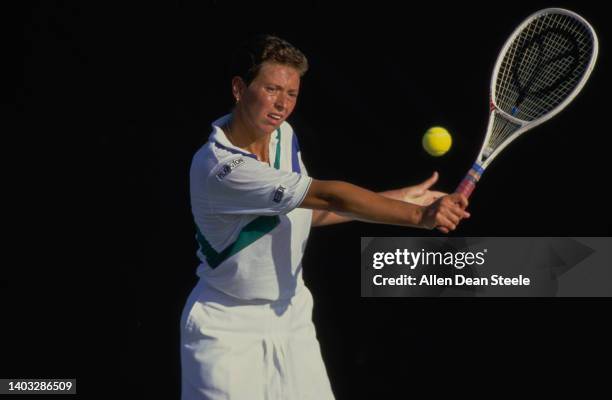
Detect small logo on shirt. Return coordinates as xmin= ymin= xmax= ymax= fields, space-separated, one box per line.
xmin=272 ymin=185 xmax=286 ymax=203
xmin=216 ymin=158 xmax=245 ymax=181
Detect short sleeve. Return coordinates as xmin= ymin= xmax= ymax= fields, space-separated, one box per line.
xmin=205 ymin=155 xmax=312 ymax=215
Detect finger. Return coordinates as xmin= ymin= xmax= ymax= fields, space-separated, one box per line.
xmin=451 ymin=203 xmax=471 ymax=219
xmin=437 ymin=214 xmax=457 ymax=231
xmin=436 ymin=226 xmax=449 ymax=234
xmin=446 ymin=205 xmax=469 ymax=223
xmin=420 ymin=171 xmax=439 ymax=190
xmin=451 ymin=193 xmax=469 ymax=209
xmin=443 ymin=209 xmax=461 ymax=226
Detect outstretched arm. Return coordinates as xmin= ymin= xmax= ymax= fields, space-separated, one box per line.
xmin=310 ymin=172 xmax=452 ymax=227
xmin=301 ymin=177 xmax=469 ymax=233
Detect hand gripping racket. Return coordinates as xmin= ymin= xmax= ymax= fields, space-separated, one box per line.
xmin=455 ymin=8 xmax=598 ymax=199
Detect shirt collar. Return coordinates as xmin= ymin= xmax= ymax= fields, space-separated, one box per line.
xmin=210 ymin=114 xmax=282 ymax=164
xmin=210 ymin=114 xmax=258 ymax=159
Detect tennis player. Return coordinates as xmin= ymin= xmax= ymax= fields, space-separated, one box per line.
xmin=181 ymin=35 xmax=470 ymax=400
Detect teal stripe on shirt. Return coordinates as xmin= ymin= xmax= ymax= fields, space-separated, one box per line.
xmin=196 ymin=127 xmax=283 ymax=269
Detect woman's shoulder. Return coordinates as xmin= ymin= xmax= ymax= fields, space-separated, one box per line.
xmin=191 ymin=140 xmax=257 ymax=178
xmin=190 ymin=141 xmax=220 ymax=175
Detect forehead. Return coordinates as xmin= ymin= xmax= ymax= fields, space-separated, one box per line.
xmin=253 ymin=62 xmax=300 ymax=89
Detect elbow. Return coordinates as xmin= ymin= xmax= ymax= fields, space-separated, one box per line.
xmin=306 ymin=180 xmax=351 ymax=212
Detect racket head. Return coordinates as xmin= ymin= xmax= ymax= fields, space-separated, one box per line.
xmin=477 ymin=8 xmax=599 ymax=168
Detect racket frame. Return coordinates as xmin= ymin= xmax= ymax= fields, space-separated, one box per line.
xmin=456 ymin=8 xmax=599 ymax=198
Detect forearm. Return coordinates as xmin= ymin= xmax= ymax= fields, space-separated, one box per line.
xmin=378 ymin=187 xmax=408 ymax=202
xmin=311 ymin=210 xmax=353 ymax=227
xmin=312 ymin=188 xmax=408 ymax=227
xmin=302 ymin=180 xmax=425 ymax=228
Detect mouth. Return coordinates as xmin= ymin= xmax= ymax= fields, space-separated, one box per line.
xmin=266 ymin=113 xmax=283 ymax=124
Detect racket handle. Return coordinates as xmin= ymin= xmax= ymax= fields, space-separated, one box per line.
xmin=455 ymin=163 xmax=484 ymax=200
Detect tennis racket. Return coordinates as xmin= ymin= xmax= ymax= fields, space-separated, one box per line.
xmin=455 ymin=8 xmax=599 ymax=199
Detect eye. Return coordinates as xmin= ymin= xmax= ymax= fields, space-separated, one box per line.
xmin=265 ymin=86 xmax=277 ymax=93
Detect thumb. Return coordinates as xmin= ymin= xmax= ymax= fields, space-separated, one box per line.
xmin=420 ymin=171 xmax=439 ymax=190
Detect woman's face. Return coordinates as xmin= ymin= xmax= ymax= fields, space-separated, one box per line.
xmin=234 ymin=62 xmax=300 ymax=136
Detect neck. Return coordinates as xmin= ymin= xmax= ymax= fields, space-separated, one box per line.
xmin=225 ymin=111 xmax=272 ymax=163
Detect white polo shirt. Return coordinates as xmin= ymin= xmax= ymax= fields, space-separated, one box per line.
xmin=190 ymin=114 xmax=313 ymax=301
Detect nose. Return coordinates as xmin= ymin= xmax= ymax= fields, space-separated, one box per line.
xmin=274 ymin=93 xmax=287 ymax=111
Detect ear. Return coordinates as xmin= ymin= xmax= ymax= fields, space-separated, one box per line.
xmin=231 ymin=77 xmax=246 ymax=103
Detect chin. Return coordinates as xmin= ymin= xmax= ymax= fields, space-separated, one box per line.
xmin=260 ymin=121 xmax=280 ymax=133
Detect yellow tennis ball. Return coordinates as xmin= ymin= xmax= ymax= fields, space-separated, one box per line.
xmin=422 ymin=126 xmax=452 ymax=156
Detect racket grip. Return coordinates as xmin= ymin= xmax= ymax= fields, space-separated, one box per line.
xmin=455 ymin=163 xmax=484 ymax=200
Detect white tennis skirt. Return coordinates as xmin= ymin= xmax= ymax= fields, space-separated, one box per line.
xmin=180 ymin=280 xmax=335 ymax=400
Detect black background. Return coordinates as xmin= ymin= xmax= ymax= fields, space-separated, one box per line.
xmin=5 ymin=0 xmax=611 ymax=398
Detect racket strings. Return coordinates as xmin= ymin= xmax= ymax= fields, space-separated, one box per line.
xmin=506 ymin=22 xmax=578 ymax=113
xmin=494 ymin=12 xmax=595 ymax=121
xmin=502 ymin=15 xmax=591 ymax=116
xmin=485 ymin=111 xmax=521 ymax=157
xmin=513 ymin=26 xmax=587 ymax=113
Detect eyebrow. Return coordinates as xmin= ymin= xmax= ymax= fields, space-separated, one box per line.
xmin=266 ymin=83 xmax=299 ymax=93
